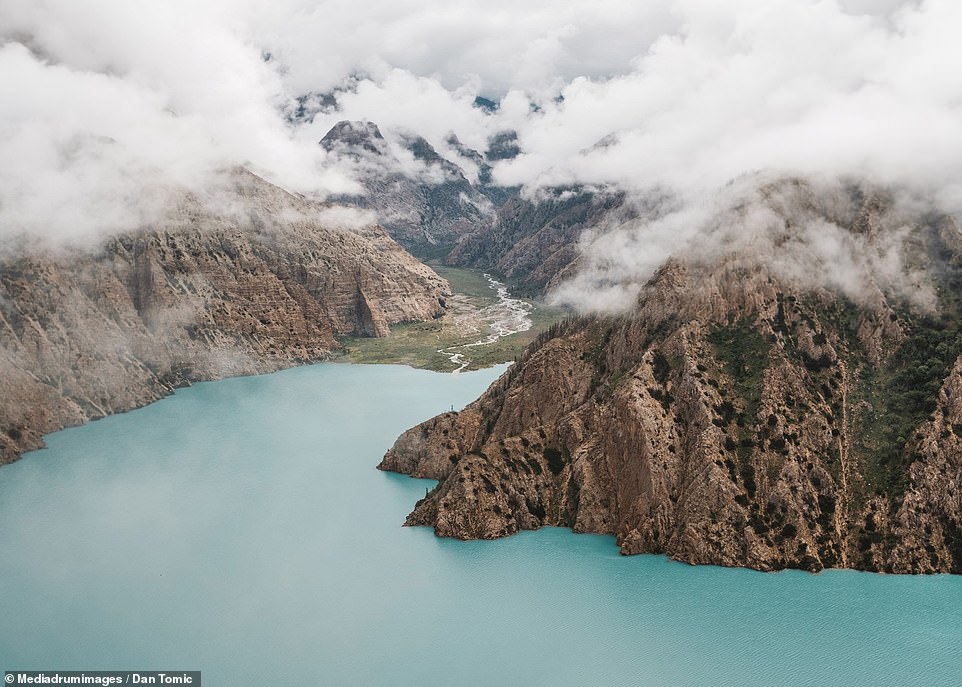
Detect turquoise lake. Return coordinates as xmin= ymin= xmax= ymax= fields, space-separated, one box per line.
xmin=1 ymin=363 xmax=960 ymax=686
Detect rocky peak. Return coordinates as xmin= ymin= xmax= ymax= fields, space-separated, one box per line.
xmin=317 ymin=121 xmax=497 ymax=253
xmin=320 ymin=120 xmax=386 ymax=156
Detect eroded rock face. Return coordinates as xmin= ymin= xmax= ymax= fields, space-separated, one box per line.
xmin=0 ymin=170 xmax=448 ymax=464
xmin=381 ymin=181 xmax=962 ymax=573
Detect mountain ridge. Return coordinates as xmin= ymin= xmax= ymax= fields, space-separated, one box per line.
xmin=380 ymin=179 xmax=962 ymax=573
xmin=0 ymin=169 xmax=448 ymax=464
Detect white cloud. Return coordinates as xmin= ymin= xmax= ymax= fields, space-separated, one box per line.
xmin=252 ymin=0 xmax=678 ymax=96
xmin=496 ymin=0 xmax=962 ymax=200
xmin=2 ymin=0 xmax=960 ymax=273
xmin=0 ymin=0 xmax=339 ymax=241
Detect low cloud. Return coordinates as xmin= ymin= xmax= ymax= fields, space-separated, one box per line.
xmin=3 ymin=0 xmax=961 ymax=311
xmin=0 ymin=0 xmax=681 ymax=244
xmin=496 ymin=0 xmax=962 ymax=201
xmin=550 ymin=177 xmax=940 ymax=313
xmin=0 ymin=1 xmax=343 ymax=243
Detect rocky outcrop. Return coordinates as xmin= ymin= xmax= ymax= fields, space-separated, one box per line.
xmin=0 ymin=169 xmax=448 ymax=464
xmin=381 ymin=181 xmax=962 ymax=573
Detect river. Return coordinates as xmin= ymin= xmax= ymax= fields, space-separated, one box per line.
xmin=437 ymin=273 xmax=533 ymax=373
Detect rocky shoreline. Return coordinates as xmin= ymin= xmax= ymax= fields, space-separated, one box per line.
xmin=380 ymin=183 xmax=962 ymax=574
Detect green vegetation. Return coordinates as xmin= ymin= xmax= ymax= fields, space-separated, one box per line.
xmin=707 ymin=318 xmax=772 ymax=496
xmin=707 ymin=318 xmax=771 ymax=427
xmin=770 ymin=287 xmax=962 ymax=505
xmin=652 ymin=350 xmax=672 ymax=385
xmin=855 ymin=227 xmax=962 ymax=503
xmin=769 ymin=227 xmax=962 ymax=508
xmin=408 ymin=242 xmax=458 ymax=264
xmin=431 ymin=266 xmax=502 ymax=307
xmin=579 ymin=320 xmax=635 ymax=400
xmin=795 ymin=227 xmax=962 ymax=506
xmin=334 ymin=266 xmax=570 ymax=372
xmin=580 ymin=322 xmax=614 ymax=372
xmin=543 ymin=447 xmax=565 ymax=475
xmin=854 ymin=312 xmax=962 ymax=501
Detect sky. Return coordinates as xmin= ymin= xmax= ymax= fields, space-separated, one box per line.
xmin=1 ymin=0 xmax=959 ymax=260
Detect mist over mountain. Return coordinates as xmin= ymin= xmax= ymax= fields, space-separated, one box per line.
xmin=383 ymin=179 xmax=962 ymax=573
xmin=5 ymin=0 xmax=962 ymax=575
xmin=0 ymin=170 xmax=448 ymax=463
xmin=313 ymin=118 xmax=634 ymax=297
xmin=317 ymin=120 xmax=497 ymax=253
xmin=5 ymin=1 xmax=961 ymax=264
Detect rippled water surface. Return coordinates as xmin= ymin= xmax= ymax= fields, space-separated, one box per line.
xmin=1 ymin=363 xmax=960 ymax=686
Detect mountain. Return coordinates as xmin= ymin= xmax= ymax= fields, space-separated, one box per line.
xmin=319 ymin=121 xmax=495 ymax=254
xmin=380 ymin=179 xmax=962 ymax=573
xmin=0 ymin=169 xmax=448 ymax=465
xmin=448 ymin=186 xmax=630 ymax=296
xmin=318 ymin=120 xmax=637 ymax=295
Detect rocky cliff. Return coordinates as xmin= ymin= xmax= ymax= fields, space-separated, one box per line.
xmin=0 ymin=169 xmax=448 ymax=464
xmin=381 ymin=180 xmax=962 ymax=573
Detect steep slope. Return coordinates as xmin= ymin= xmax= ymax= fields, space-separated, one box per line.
xmin=319 ymin=120 xmax=636 ymax=296
xmin=320 ymin=121 xmax=495 ymax=254
xmin=448 ymin=187 xmax=630 ymax=296
xmin=0 ymin=170 xmax=448 ymax=464
xmin=381 ymin=180 xmax=962 ymax=573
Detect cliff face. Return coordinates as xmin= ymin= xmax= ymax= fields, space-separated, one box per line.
xmin=0 ymin=170 xmax=448 ymax=464
xmin=381 ymin=181 xmax=962 ymax=573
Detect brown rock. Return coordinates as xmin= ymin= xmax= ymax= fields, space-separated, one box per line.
xmin=382 ymin=181 xmax=962 ymax=573
xmin=0 ymin=170 xmax=448 ymax=465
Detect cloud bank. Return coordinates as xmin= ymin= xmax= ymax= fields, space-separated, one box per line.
xmin=498 ymin=0 xmax=962 ymax=200
xmin=549 ymin=176 xmax=943 ymax=312
xmin=2 ymin=0 xmax=960 ymax=283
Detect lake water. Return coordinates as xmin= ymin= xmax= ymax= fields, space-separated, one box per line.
xmin=0 ymin=363 xmax=960 ymax=686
